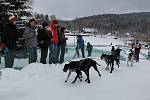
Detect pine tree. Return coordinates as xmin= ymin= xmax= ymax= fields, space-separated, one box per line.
xmin=35 ymin=13 xmax=50 ymax=25
xmin=0 ymin=0 xmax=33 ymax=51
xmin=0 ymin=0 xmax=32 ymax=25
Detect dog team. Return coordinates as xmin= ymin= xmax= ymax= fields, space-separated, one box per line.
xmin=63 ymin=43 xmax=141 ymax=84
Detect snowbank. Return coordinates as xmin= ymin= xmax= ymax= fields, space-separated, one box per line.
xmin=0 ymin=59 xmax=150 ymax=100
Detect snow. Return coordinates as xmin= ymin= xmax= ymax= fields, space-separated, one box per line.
xmin=67 ymin=35 xmax=124 ymax=46
xmin=0 ymin=60 xmax=150 ymax=100
xmin=107 ymin=33 xmax=112 ymax=36
xmin=1 ymin=3 xmax=10 ymax=5
xmin=0 ymin=35 xmax=150 ymax=100
xmin=82 ymin=28 xmax=98 ymax=33
xmin=24 ymin=9 xmax=32 ymax=12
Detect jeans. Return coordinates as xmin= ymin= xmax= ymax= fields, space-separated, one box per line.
xmin=4 ymin=49 xmax=15 ymax=68
xmin=28 ymin=47 xmax=37 ymax=64
xmin=49 ymin=44 xmax=58 ymax=64
xmin=81 ymin=48 xmax=85 ymax=58
xmin=57 ymin=45 xmax=66 ymax=64
xmin=40 ymin=47 xmax=48 ymax=64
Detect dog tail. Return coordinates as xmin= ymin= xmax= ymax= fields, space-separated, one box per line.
xmin=89 ymin=57 xmax=101 ymax=66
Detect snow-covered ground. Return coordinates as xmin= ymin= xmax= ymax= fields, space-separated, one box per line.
xmin=0 ymin=35 xmax=150 ymax=100
xmin=67 ymin=35 xmax=124 ymax=46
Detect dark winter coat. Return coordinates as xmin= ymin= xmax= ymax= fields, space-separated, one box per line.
xmin=111 ymin=48 xmax=115 ymax=55
xmin=115 ymin=48 xmax=121 ymax=57
xmin=2 ymin=22 xmax=17 ymax=50
xmin=37 ymin=28 xmax=49 ymax=48
xmin=24 ymin=27 xmax=38 ymax=48
xmin=57 ymin=27 xmax=67 ymax=46
xmin=86 ymin=43 xmax=93 ymax=51
xmin=0 ymin=31 xmax=2 ymax=43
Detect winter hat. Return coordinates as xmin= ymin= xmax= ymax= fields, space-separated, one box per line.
xmin=29 ymin=18 xmax=37 ymax=24
xmin=42 ymin=22 xmax=48 ymax=28
xmin=9 ymin=15 xmax=16 ymax=21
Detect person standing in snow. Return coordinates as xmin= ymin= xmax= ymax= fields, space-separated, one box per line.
xmin=48 ymin=19 xmax=59 ymax=64
xmin=111 ymin=46 xmax=116 ymax=55
xmin=86 ymin=42 xmax=93 ymax=57
xmin=2 ymin=15 xmax=18 ymax=68
xmin=24 ymin=19 xmax=38 ymax=64
xmin=115 ymin=47 xmax=122 ymax=64
xmin=115 ymin=47 xmax=122 ymax=58
xmin=0 ymin=24 xmax=3 ymax=64
xmin=148 ymin=49 xmax=150 ymax=59
xmin=132 ymin=40 xmax=141 ymax=62
xmin=56 ymin=26 xmax=67 ymax=64
xmin=77 ymin=35 xmax=85 ymax=58
xmin=37 ymin=22 xmax=50 ymax=64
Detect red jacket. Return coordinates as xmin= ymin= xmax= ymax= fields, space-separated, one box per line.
xmin=49 ymin=20 xmax=59 ymax=44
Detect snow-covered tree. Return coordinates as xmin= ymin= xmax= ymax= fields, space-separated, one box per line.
xmin=0 ymin=0 xmax=33 ymax=25
xmin=35 ymin=13 xmax=50 ymax=25
xmin=0 ymin=0 xmax=33 ymax=51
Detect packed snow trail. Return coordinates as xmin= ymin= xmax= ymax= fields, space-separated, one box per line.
xmin=0 ymin=59 xmax=150 ymax=100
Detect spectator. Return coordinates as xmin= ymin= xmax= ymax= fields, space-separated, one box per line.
xmin=48 ymin=20 xmax=59 ymax=64
xmin=148 ymin=49 xmax=150 ymax=59
xmin=56 ymin=26 xmax=67 ymax=64
xmin=86 ymin=42 xmax=93 ymax=57
xmin=37 ymin=22 xmax=49 ymax=64
xmin=24 ymin=19 xmax=38 ymax=64
xmin=2 ymin=15 xmax=17 ymax=68
xmin=77 ymin=35 xmax=85 ymax=58
xmin=115 ymin=47 xmax=122 ymax=58
xmin=111 ymin=46 xmax=116 ymax=55
xmin=0 ymin=24 xmax=3 ymax=64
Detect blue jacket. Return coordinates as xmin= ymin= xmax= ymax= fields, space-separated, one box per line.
xmin=77 ymin=37 xmax=84 ymax=49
